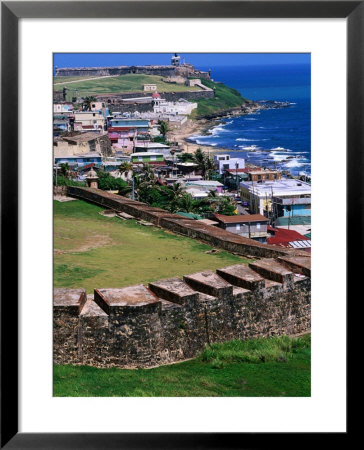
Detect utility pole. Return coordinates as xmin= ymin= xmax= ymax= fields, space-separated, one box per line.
xmin=235 ymin=161 xmax=239 ymax=196
xmin=132 ymin=175 xmax=135 ymax=200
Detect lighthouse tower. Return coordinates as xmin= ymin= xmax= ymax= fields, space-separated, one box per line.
xmin=171 ymin=53 xmax=181 ymax=67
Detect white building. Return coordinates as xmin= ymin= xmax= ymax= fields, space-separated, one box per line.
xmin=184 ymin=180 xmax=224 ymax=194
xmin=143 ymin=84 xmax=157 ymax=92
xmin=153 ymin=96 xmax=197 ymax=116
xmin=240 ymin=178 xmax=311 ymax=217
xmin=214 ymin=154 xmax=245 ymax=174
xmin=133 ymin=142 xmax=172 ymax=157
xmin=53 ymin=102 xmax=73 ymax=113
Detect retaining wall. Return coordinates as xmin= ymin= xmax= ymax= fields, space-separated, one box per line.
xmin=66 ymin=186 xmax=307 ymax=259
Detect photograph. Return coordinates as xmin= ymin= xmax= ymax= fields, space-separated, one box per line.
xmin=53 ymin=52 xmax=311 ymax=398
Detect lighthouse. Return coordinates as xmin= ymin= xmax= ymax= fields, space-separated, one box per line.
xmin=171 ymin=53 xmax=181 ymax=67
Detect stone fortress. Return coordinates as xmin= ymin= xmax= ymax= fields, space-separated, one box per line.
xmin=55 ymin=53 xmax=211 ymax=80
xmin=54 ymin=54 xmax=214 ymax=109
xmin=54 ymin=187 xmax=311 ymax=369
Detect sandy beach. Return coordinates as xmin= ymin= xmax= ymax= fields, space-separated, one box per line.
xmin=168 ymin=117 xmax=233 ymax=155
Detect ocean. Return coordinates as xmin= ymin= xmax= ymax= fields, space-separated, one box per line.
xmin=189 ymin=64 xmax=311 ymax=176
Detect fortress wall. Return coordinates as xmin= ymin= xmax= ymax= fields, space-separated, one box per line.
xmin=55 ymin=65 xmax=211 ymax=80
xmin=53 ymin=265 xmax=311 ymax=368
xmin=66 ymin=186 xmax=306 ymax=259
xmin=53 ymin=288 xmax=86 ymax=365
xmin=56 ymin=66 xmax=178 ymax=78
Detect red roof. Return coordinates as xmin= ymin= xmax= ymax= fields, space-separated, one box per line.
xmin=267 ymin=227 xmax=310 ymax=248
xmin=152 ymin=92 xmax=161 ymax=98
xmin=214 ymin=213 xmax=269 ymax=224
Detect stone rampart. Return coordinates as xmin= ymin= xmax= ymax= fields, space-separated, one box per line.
xmin=66 ymin=186 xmax=308 ymax=259
xmin=55 ymin=64 xmax=210 ymax=80
xmin=54 ymin=256 xmax=311 ymax=368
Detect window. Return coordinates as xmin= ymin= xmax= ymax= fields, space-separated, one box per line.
xmin=236 ymin=224 xmax=241 ymax=231
xmin=256 ymin=223 xmax=261 ymax=229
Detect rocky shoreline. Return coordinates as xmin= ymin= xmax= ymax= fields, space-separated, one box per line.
xmin=171 ymin=100 xmax=292 ymax=154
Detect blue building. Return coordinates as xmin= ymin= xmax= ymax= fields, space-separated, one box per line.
xmin=54 ymin=153 xmax=102 ymax=168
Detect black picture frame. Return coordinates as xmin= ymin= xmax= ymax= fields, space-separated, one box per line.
xmin=1 ymin=1 xmax=357 ymax=448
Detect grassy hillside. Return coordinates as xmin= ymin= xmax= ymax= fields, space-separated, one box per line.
xmin=54 ymin=199 xmax=250 ymax=293
xmin=53 ymin=74 xmax=199 ymax=100
xmin=191 ymin=79 xmax=248 ymax=117
xmin=54 ymin=334 xmax=311 ymax=397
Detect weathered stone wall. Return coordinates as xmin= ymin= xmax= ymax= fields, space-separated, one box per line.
xmin=53 ymin=186 xmax=68 ymax=196
xmin=55 ymin=65 xmax=210 ymax=80
xmin=54 ymin=256 xmax=311 ymax=368
xmin=66 ymin=186 xmax=309 ymax=259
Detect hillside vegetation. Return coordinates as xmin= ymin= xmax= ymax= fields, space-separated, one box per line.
xmin=54 ymin=334 xmax=311 ymax=397
xmin=191 ymin=79 xmax=248 ymax=117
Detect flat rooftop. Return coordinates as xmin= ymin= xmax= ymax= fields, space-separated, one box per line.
xmin=134 ymin=143 xmax=171 ymax=149
xmin=240 ymin=179 xmax=311 ymax=196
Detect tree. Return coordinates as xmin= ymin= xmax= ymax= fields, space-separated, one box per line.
xmin=82 ymin=96 xmax=97 ymax=111
xmin=177 ymin=153 xmax=195 ymax=163
xmin=158 ymin=120 xmax=169 ymax=140
xmin=193 ymin=148 xmax=206 ymax=176
xmin=216 ymin=196 xmax=237 ymax=215
xmin=168 ymin=182 xmax=184 ymax=202
xmin=119 ymin=161 xmax=133 ymax=180
xmin=204 ymin=155 xmax=215 ymax=180
xmin=177 ymin=193 xmax=196 ymax=213
xmin=97 ymin=170 xmax=130 ymax=192
xmin=207 ymin=189 xmax=218 ymax=198
xmin=60 ymin=163 xmax=70 ymax=177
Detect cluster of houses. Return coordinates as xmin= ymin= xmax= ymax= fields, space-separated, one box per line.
xmin=54 ymin=101 xmax=311 ymax=252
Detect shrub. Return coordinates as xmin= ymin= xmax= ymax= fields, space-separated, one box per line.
xmin=53 ymin=175 xmax=86 ymax=187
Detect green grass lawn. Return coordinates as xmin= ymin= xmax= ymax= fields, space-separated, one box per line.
xmin=54 ymin=199 xmax=250 ymax=293
xmin=54 ymin=335 xmax=311 ymax=397
xmin=53 ymin=74 xmax=199 ymax=100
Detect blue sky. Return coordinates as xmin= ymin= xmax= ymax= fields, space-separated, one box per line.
xmin=54 ymin=53 xmax=310 ymax=70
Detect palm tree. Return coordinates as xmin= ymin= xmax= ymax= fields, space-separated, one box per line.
xmin=119 ymin=161 xmax=133 ymax=181
xmin=168 ymin=182 xmax=184 ymax=202
xmin=178 ymin=193 xmax=197 ymax=213
xmin=204 ymin=155 xmax=215 ymax=180
xmin=82 ymin=96 xmax=97 ymax=111
xmin=193 ymin=148 xmax=207 ymax=178
xmin=158 ymin=120 xmax=169 ymax=140
xmin=60 ymin=163 xmax=69 ymax=177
